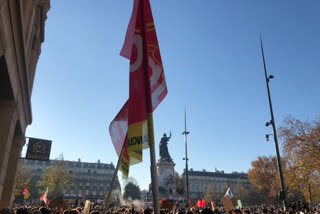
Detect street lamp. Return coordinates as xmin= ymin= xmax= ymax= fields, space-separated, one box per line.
xmin=260 ymin=37 xmax=287 ymax=210
xmin=265 ymin=134 xmax=273 ymax=142
xmin=182 ymin=108 xmax=189 ymax=206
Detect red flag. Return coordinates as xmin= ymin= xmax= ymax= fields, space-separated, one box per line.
xmin=22 ymin=187 xmax=30 ymax=199
xmin=110 ymin=0 xmax=167 ymax=178
xmin=123 ymin=0 xmax=167 ymax=158
xmin=201 ymin=198 xmax=206 ymax=207
xmin=160 ymin=197 xmax=164 ymax=204
xmin=40 ymin=187 xmax=48 ymax=204
xmin=197 ymin=199 xmax=202 ymax=207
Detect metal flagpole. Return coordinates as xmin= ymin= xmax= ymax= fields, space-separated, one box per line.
xmin=104 ymin=145 xmax=124 ymax=213
xmin=139 ymin=1 xmax=160 ymax=213
xmin=182 ymin=108 xmax=190 ymax=206
xmin=260 ymin=36 xmax=287 ymax=210
xmin=147 ymin=113 xmax=160 ymax=214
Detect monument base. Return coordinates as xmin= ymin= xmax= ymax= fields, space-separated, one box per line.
xmin=157 ymin=161 xmax=178 ymax=198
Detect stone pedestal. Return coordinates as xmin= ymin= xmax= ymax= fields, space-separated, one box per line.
xmin=157 ymin=161 xmax=177 ymax=198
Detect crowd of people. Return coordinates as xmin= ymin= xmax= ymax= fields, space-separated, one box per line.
xmin=0 ymin=200 xmax=319 ymax=214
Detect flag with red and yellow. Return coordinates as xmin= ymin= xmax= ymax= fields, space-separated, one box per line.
xmin=109 ymin=0 xmax=167 ymax=178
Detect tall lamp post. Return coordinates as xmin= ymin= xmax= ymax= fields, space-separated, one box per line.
xmin=260 ymin=37 xmax=287 ymax=210
xmin=182 ymin=108 xmax=189 ymax=206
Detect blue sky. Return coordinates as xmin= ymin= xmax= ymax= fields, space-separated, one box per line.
xmin=25 ymin=0 xmax=320 ymax=191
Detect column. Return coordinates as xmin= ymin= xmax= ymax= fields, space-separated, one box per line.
xmin=0 ymin=136 xmax=24 ymax=209
xmin=0 ymin=101 xmax=17 ymax=201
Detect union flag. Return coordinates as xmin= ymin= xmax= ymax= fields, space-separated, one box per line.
xmin=109 ymin=0 xmax=167 ymax=178
xmin=22 ymin=187 xmax=30 ymax=199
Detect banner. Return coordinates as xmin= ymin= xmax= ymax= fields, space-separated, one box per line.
xmin=26 ymin=138 xmax=52 ymax=161
xmin=221 ymin=195 xmax=234 ymax=212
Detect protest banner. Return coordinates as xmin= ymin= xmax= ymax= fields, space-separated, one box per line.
xmin=161 ymin=199 xmax=175 ymax=209
xmin=221 ymin=195 xmax=234 ymax=212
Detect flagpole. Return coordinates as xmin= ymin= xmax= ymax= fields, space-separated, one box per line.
xmin=260 ymin=36 xmax=287 ymax=210
xmin=140 ymin=0 xmax=160 ymax=213
xmin=147 ymin=113 xmax=160 ymax=214
xmin=104 ymin=145 xmax=124 ymax=213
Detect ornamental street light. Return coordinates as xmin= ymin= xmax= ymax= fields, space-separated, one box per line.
xmin=182 ymin=107 xmax=189 ymax=206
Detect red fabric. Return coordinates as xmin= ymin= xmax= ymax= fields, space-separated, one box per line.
xmin=201 ymin=199 xmax=206 ymax=207
xmin=160 ymin=197 xmax=164 ymax=204
xmin=109 ymin=0 xmax=167 ymax=178
xmin=40 ymin=188 xmax=48 ymax=204
xmin=22 ymin=187 xmax=29 ymax=196
xmin=124 ymin=0 xmax=167 ymax=120
xmin=197 ymin=200 xmax=202 ymax=207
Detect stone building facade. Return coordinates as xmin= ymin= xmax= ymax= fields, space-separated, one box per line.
xmin=21 ymin=159 xmax=120 ymax=200
xmin=0 ymin=0 xmax=50 ymax=208
xmin=182 ymin=169 xmax=251 ymax=200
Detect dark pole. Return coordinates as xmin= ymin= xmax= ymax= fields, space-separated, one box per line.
xmin=260 ymin=37 xmax=287 ymax=210
xmin=308 ymin=183 xmax=312 ymax=205
xmin=182 ymin=107 xmax=189 ymax=206
xmin=104 ymin=144 xmax=125 ymax=212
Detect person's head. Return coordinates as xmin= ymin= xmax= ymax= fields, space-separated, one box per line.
xmin=143 ymin=208 xmax=151 ymax=214
xmin=2 ymin=208 xmax=12 ymax=214
xmin=200 ymin=208 xmax=214 ymax=214
xmin=17 ymin=208 xmax=28 ymax=214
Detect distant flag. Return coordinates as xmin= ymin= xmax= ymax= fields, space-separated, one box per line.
xmin=201 ymin=198 xmax=206 ymax=207
xmin=160 ymin=197 xmax=164 ymax=205
xmin=197 ymin=199 xmax=202 ymax=207
xmin=211 ymin=201 xmax=216 ymax=210
xmin=225 ymin=187 xmax=234 ymax=199
xmin=40 ymin=187 xmax=49 ymax=204
xmin=109 ymin=0 xmax=167 ymax=178
xmin=22 ymin=187 xmax=30 ymax=199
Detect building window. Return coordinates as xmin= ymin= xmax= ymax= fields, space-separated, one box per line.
xmin=100 ymin=191 xmax=103 ymax=196
xmin=86 ymin=190 xmax=89 ymax=196
xmin=79 ymin=190 xmax=82 ymax=195
xmin=93 ymin=190 xmax=96 ymax=196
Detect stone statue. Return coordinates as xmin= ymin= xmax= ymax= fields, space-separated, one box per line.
xmin=159 ymin=132 xmax=172 ymax=162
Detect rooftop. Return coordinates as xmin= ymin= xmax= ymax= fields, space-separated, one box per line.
xmin=182 ymin=169 xmax=248 ymax=179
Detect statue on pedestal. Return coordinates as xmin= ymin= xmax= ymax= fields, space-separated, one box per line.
xmin=159 ymin=132 xmax=173 ymax=162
